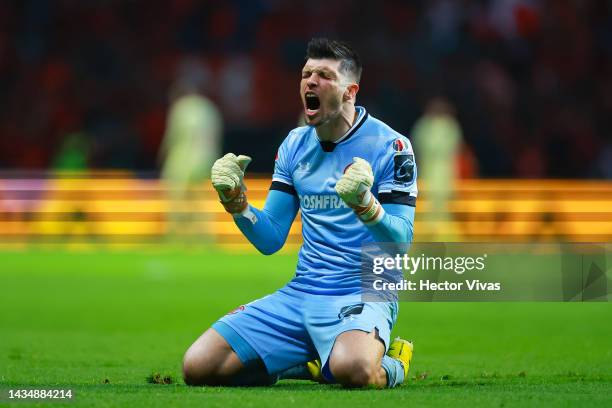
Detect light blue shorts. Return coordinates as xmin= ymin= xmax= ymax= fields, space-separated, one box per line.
xmin=215 ymin=285 xmax=398 ymax=376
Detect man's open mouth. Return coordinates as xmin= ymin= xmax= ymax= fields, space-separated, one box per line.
xmin=305 ymin=92 xmax=320 ymax=115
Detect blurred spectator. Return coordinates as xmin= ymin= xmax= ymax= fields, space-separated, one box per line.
xmin=52 ymin=132 xmax=89 ymax=171
xmin=412 ymin=97 xmax=464 ymax=240
xmin=160 ymin=64 xmax=222 ymax=240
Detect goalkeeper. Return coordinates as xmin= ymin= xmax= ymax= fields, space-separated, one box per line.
xmin=183 ymin=38 xmax=417 ymax=388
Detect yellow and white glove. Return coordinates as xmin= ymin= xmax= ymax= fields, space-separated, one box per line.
xmin=335 ymin=157 xmax=384 ymax=225
xmin=211 ymin=153 xmax=252 ymax=214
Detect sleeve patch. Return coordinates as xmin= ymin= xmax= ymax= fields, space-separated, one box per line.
xmin=393 ymin=153 xmax=415 ymax=184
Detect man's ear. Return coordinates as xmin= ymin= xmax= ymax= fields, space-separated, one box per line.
xmin=343 ymin=83 xmax=359 ymax=102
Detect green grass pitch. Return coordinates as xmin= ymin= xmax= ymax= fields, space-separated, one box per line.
xmin=0 ymin=249 xmax=610 ymax=407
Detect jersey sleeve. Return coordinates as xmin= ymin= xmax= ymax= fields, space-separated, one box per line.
xmin=272 ymin=134 xmax=293 ymax=187
xmin=270 ymin=134 xmax=296 ymax=194
xmin=375 ymin=135 xmax=418 ymax=206
xmin=233 ymin=189 xmax=299 ymax=254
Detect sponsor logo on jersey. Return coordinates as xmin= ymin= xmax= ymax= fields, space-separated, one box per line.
xmin=299 ymin=194 xmax=349 ymax=210
xmin=393 ymin=153 xmax=415 ymax=184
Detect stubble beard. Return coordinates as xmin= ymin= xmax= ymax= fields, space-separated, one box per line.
xmin=312 ymin=101 xmax=343 ymax=129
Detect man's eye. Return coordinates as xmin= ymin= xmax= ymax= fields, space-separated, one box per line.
xmin=302 ymin=71 xmax=311 ymax=78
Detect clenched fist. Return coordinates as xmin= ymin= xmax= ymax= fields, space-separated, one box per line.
xmin=335 ymin=157 xmax=383 ymax=224
xmin=211 ymin=153 xmax=252 ymax=214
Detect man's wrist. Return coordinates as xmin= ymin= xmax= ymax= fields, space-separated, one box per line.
xmin=353 ymin=195 xmax=385 ymax=225
xmin=220 ymin=191 xmax=248 ymax=214
xmin=231 ymin=203 xmax=258 ymax=224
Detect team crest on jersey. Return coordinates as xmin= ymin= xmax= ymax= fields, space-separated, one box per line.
xmin=393 ymin=153 xmax=415 ymax=184
xmin=393 ymin=138 xmax=407 ymax=152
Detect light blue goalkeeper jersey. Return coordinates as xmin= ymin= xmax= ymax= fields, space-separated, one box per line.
xmin=269 ymin=106 xmax=418 ymax=295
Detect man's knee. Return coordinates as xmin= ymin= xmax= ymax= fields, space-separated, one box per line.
xmin=182 ymin=350 xmax=217 ymax=386
xmin=182 ymin=328 xmax=242 ymax=386
xmin=329 ymin=354 xmax=379 ymax=387
xmin=328 ymin=330 xmax=384 ymax=387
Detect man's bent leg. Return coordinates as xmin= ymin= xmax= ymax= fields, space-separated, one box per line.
xmin=327 ymin=330 xmax=388 ymax=388
xmin=183 ymin=328 xmax=242 ymax=385
xmin=307 ymin=298 xmax=405 ymax=388
xmin=183 ymin=327 xmax=276 ymax=386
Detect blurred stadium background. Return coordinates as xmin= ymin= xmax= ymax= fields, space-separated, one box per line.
xmin=1 ymin=2 xmax=611 ymax=405
xmin=0 ymin=0 xmax=611 ymax=248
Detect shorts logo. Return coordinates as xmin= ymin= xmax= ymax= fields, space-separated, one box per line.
xmin=227 ymin=305 xmax=245 ymax=315
xmin=338 ymin=303 xmax=364 ymax=320
xmin=393 ymin=154 xmax=414 ymax=184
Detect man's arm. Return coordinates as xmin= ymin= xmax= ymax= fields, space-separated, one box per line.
xmin=366 ymin=203 xmax=415 ymax=243
xmin=336 ymin=157 xmax=414 ymax=244
xmin=232 ymin=189 xmax=299 ymax=255
xmin=211 ymin=153 xmax=299 ymax=255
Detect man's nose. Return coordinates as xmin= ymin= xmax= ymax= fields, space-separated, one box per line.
xmin=307 ymin=77 xmax=318 ymax=88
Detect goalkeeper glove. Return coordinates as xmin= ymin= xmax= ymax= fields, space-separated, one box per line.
xmin=211 ymin=153 xmax=252 ymax=214
xmin=335 ymin=157 xmax=384 ymax=225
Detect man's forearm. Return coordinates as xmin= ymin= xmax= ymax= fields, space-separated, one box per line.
xmin=233 ymin=190 xmax=298 ymax=255
xmin=365 ymin=204 xmax=415 ymax=243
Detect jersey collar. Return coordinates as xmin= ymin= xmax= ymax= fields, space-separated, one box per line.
xmin=318 ymin=106 xmax=368 ymax=152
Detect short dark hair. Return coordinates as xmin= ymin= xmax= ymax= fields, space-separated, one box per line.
xmin=306 ymin=38 xmax=362 ymax=83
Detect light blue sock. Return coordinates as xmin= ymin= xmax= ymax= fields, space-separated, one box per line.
xmin=381 ymin=355 xmax=405 ymax=388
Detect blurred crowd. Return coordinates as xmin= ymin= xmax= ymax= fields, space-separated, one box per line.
xmin=0 ymin=0 xmax=610 ymax=178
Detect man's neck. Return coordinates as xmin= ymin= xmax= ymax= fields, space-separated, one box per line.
xmin=316 ymin=105 xmax=357 ymax=142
